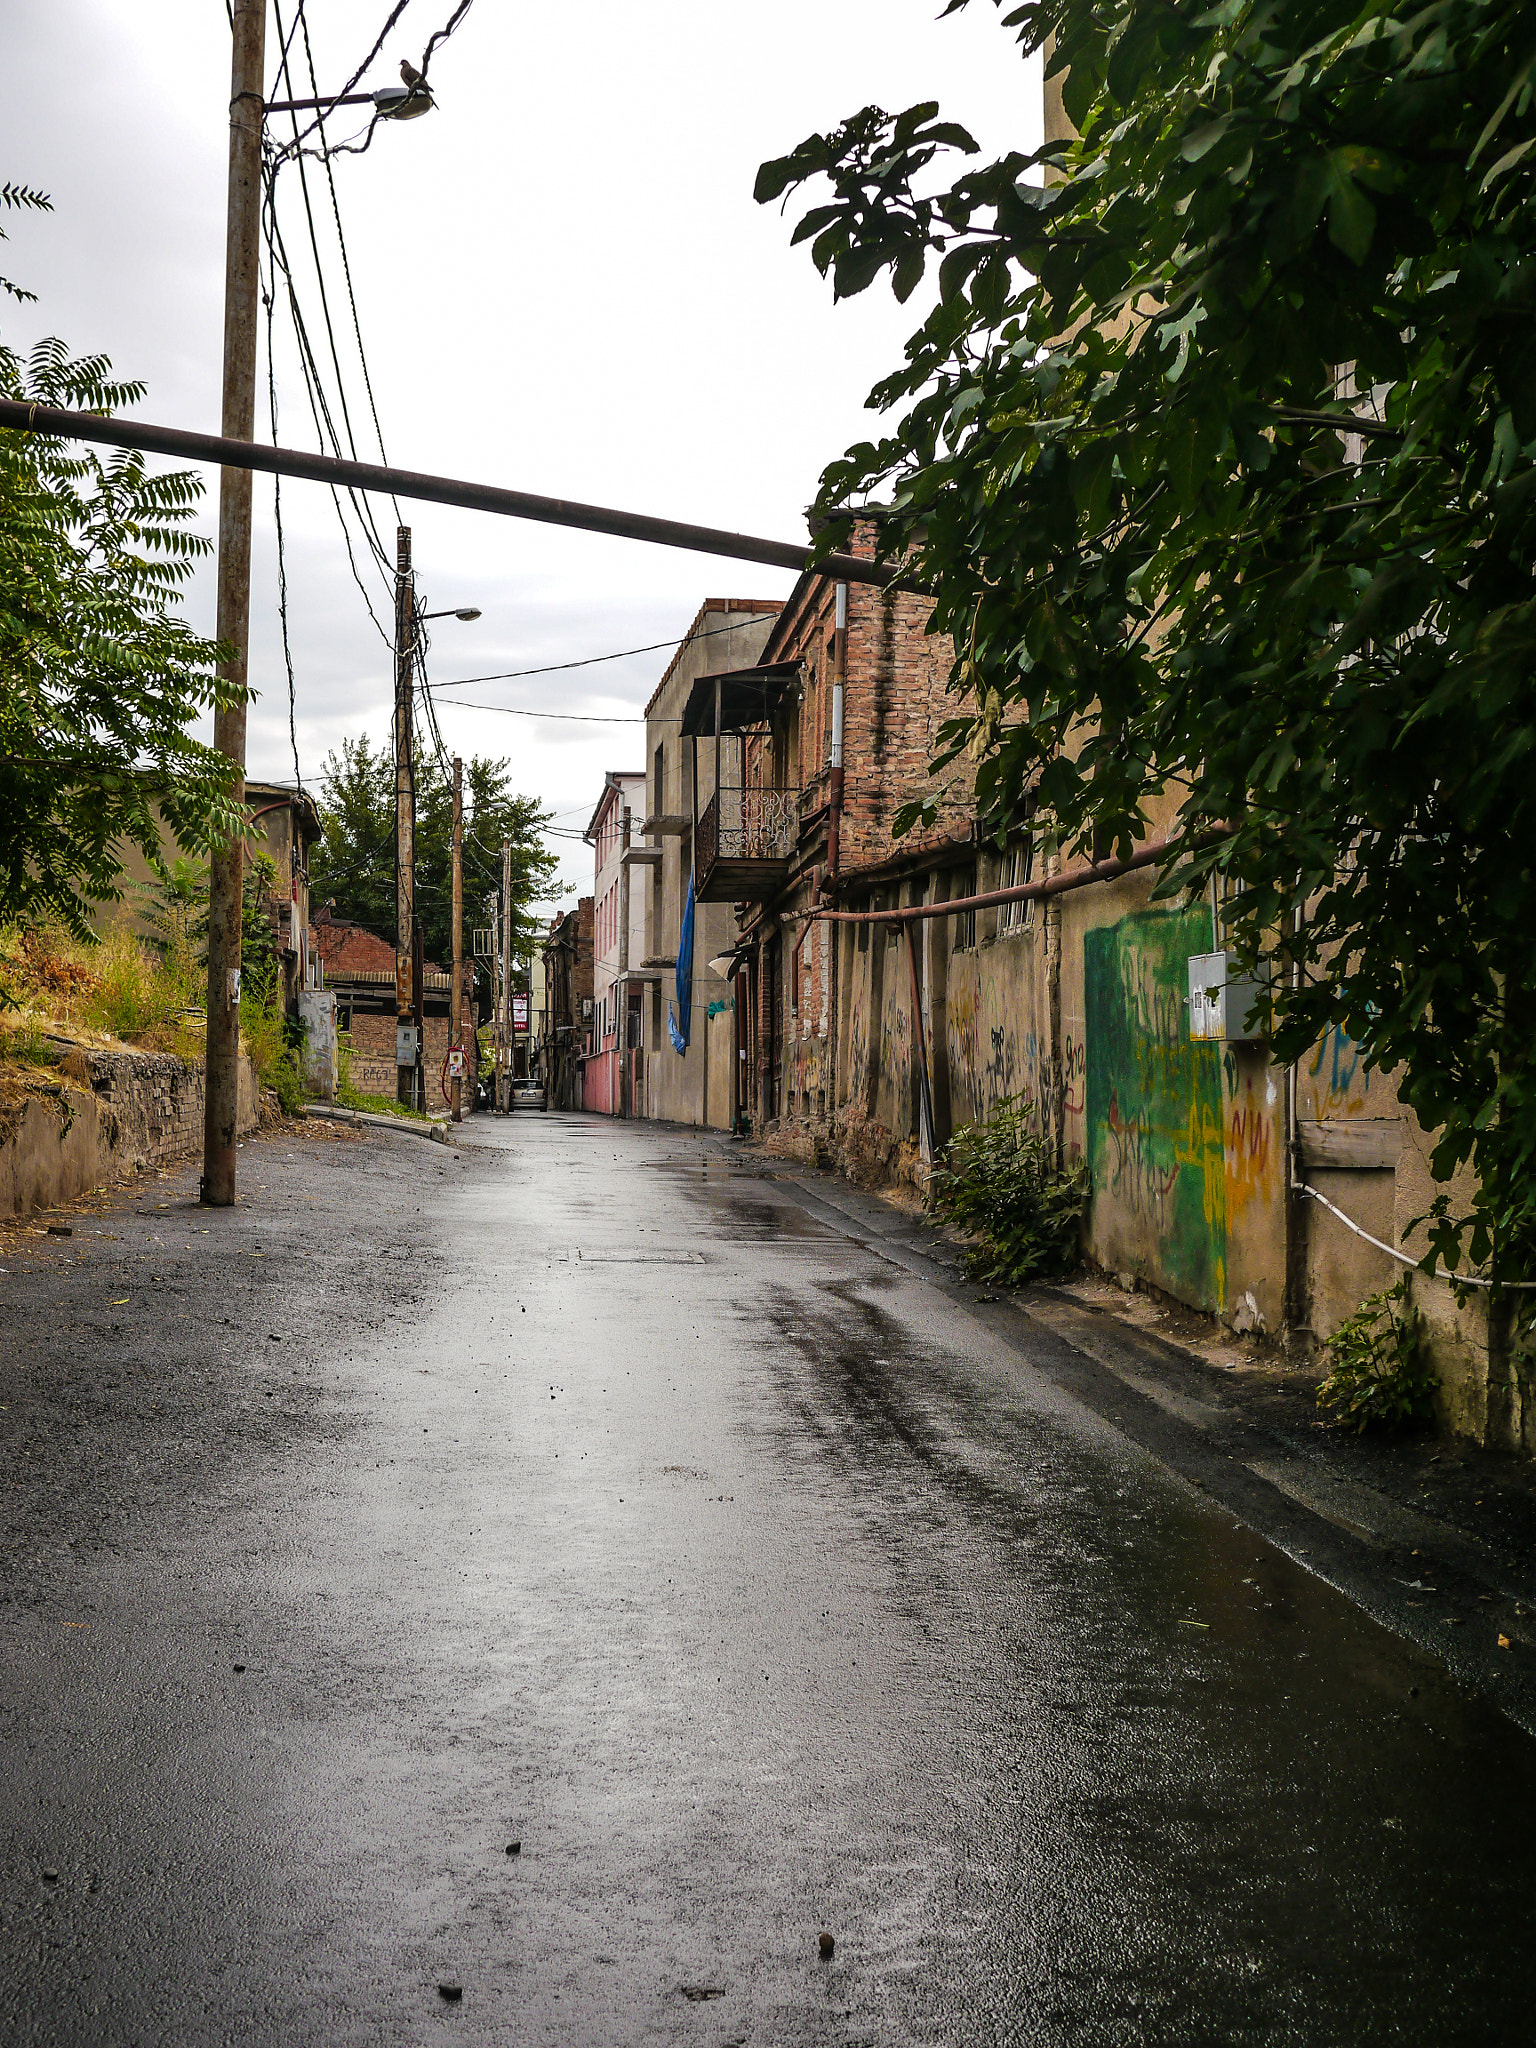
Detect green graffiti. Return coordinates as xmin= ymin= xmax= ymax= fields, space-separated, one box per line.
xmin=1084 ymin=907 xmax=1225 ymax=1309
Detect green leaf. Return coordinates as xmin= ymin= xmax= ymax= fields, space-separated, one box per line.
xmin=1326 ymin=156 xmax=1377 ymax=263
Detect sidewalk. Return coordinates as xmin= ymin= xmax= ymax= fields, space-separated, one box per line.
xmin=716 ymin=1135 xmax=1536 ymax=1733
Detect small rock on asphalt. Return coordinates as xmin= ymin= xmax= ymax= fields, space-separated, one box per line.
xmin=818 ymin=1931 xmax=835 ymax=1959
xmin=505 ymin=1840 xmax=521 ymax=1856
xmin=438 ymin=1977 xmax=462 ymax=2001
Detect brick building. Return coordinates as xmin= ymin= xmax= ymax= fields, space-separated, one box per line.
xmin=581 ymin=771 xmax=647 ymax=1116
xmin=636 ymin=600 xmax=781 ymax=1130
xmin=681 ymin=529 xmax=970 ymax=1155
xmin=312 ymin=908 xmax=466 ymax=1104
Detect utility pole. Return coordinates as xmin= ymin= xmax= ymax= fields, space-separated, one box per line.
xmin=394 ymin=523 xmax=416 ymax=1108
xmin=502 ymin=838 xmax=513 ymax=1111
xmin=202 ymin=0 xmax=267 ymax=1208
xmin=451 ymin=755 xmax=464 ymax=1122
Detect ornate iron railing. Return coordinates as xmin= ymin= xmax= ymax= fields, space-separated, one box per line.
xmin=697 ymin=786 xmax=800 ymax=872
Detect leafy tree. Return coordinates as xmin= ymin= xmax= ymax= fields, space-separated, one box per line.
xmin=758 ymin=0 xmax=1536 ymax=1287
xmin=0 ymin=184 xmax=243 ymax=942
xmin=308 ymin=733 xmax=560 ymax=978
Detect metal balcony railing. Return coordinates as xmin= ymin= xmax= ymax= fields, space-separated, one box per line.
xmin=697 ymin=786 xmax=800 ymax=873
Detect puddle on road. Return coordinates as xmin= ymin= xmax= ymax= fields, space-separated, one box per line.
xmin=745 ymin=1269 xmax=1536 ymax=2042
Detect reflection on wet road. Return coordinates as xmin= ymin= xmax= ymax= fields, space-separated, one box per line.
xmin=4 ymin=1112 xmax=1536 ymax=2045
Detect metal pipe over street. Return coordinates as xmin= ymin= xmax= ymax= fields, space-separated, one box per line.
xmin=0 ymin=401 xmax=915 ymax=591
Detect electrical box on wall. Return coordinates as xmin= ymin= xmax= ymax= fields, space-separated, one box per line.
xmin=1187 ymin=951 xmax=1267 ymax=1043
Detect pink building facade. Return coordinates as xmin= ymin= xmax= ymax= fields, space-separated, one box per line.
xmin=580 ymin=770 xmax=648 ymax=1115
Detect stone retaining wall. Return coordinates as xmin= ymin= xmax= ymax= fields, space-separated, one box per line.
xmin=0 ymin=1041 xmax=260 ymax=1217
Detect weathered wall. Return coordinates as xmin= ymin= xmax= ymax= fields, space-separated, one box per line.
xmin=346 ymin=1013 xmax=456 ymax=1102
xmin=640 ymin=601 xmax=779 ymax=1132
xmin=1 ymin=1043 xmax=260 ymax=1217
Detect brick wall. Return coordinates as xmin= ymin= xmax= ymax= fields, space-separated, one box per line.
xmin=58 ymin=1043 xmax=260 ymax=1164
xmin=346 ymin=1013 xmax=462 ymax=1105
xmin=839 ymin=579 xmax=970 ymax=871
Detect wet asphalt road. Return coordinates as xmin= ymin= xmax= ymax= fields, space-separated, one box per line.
xmin=4 ymin=1112 xmax=1536 ymax=2045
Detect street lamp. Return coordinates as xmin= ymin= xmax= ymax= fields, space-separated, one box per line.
xmin=422 ymin=606 xmax=482 ymax=622
xmin=264 ymin=82 xmax=434 ymax=120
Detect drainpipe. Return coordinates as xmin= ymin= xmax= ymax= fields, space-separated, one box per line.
xmin=825 ymin=583 xmax=847 ymax=891
xmin=741 ymin=970 xmax=753 ymax=1138
xmin=758 ymin=921 xmax=776 ymax=1132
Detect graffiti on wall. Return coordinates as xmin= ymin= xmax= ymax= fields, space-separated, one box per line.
xmin=947 ymin=964 xmax=983 ymax=1123
xmin=1224 ymin=1084 xmax=1275 ymax=1220
xmin=1063 ymin=1033 xmax=1086 ymax=1118
xmin=1302 ymin=1023 xmax=1373 ymax=1120
xmin=849 ymin=963 xmax=870 ymax=1102
xmin=945 ymin=953 xmax=1037 ymax=1126
xmin=1084 ymin=907 xmax=1226 ymax=1310
xmin=875 ymin=974 xmax=913 ymax=1133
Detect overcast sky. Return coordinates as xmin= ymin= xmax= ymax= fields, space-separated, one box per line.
xmin=8 ymin=1 xmax=1037 ymax=909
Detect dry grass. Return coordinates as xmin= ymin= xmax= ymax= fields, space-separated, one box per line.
xmin=1 ymin=919 xmax=206 ymax=1061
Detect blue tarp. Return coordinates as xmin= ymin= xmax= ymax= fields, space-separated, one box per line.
xmin=669 ymin=870 xmax=695 ymax=1054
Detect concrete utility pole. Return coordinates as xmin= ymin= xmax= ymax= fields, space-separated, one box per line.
xmin=502 ymin=839 xmax=513 ymax=1111
xmin=451 ymin=755 xmax=464 ymax=1123
xmin=202 ymin=0 xmax=267 ymax=1208
xmin=394 ymin=524 xmax=416 ymax=1107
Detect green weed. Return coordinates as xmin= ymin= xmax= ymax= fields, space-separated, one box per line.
xmin=930 ymin=1092 xmax=1088 ymax=1287
xmin=1316 ymin=1278 xmax=1437 ymax=1433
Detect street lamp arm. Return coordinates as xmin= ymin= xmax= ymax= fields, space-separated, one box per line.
xmin=265 ymin=93 xmax=374 ymax=113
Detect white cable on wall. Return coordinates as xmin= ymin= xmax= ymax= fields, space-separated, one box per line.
xmin=1297 ymin=1180 xmax=1536 ymax=1291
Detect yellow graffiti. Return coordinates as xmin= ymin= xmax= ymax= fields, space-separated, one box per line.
xmin=1175 ymin=1095 xmax=1227 ymax=1303
xmin=1225 ymin=1088 xmax=1275 ymax=1221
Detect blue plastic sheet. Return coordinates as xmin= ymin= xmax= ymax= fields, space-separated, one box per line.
xmin=669 ymin=870 xmax=695 ymax=1054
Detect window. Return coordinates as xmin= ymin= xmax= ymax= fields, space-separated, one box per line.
xmin=953 ymin=869 xmax=977 ymax=951
xmin=654 ymin=744 xmax=665 ymax=816
xmin=998 ymin=839 xmax=1035 ymax=932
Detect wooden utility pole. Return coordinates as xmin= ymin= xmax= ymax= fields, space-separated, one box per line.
xmin=502 ymin=839 xmax=513 ymax=1111
xmin=394 ymin=523 xmax=416 ymax=1107
xmin=451 ymin=755 xmax=464 ymax=1122
xmin=201 ymin=0 xmax=267 ymax=1208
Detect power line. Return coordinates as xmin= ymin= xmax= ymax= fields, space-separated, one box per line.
xmin=261 ymin=177 xmax=393 ymax=634
xmin=268 ymin=12 xmax=394 ymax=570
xmin=298 ymin=7 xmax=401 ymax=527
xmin=428 ymin=611 xmax=781 ymax=690
xmin=432 ymin=697 xmax=649 ymax=724
xmin=271 ymin=0 xmax=414 ymax=163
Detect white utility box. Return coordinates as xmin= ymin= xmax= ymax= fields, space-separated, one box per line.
xmin=1187 ymin=951 xmax=1267 ymax=1043
xmin=298 ymin=988 xmax=338 ymax=1100
xmin=395 ymin=1023 xmax=419 ymax=1067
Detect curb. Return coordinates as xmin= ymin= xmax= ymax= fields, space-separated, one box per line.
xmin=301 ymin=1104 xmax=452 ymax=1145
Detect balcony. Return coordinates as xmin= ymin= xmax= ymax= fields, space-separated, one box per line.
xmin=696 ymin=786 xmax=799 ymax=903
